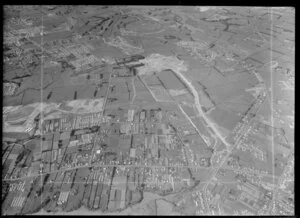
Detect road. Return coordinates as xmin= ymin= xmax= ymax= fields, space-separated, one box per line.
xmin=3 ymin=158 xmax=278 ymax=183
xmin=132 ymin=57 xmax=267 ymax=212
xmin=131 ymin=77 xmax=136 ymax=104
xmin=139 ymin=72 xmax=215 ymax=148
xmin=170 ymin=68 xmax=232 ymax=148
xmin=202 ymin=90 xmax=266 ymax=210
xmin=202 ymin=121 xmax=253 ymax=209
xmin=178 ymin=104 xmax=212 ymax=147
xmin=136 ymin=59 xmax=226 ymax=149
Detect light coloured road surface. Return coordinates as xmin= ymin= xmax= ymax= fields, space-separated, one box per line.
xmin=202 ymin=89 xmax=266 ymax=209
xmin=3 ymin=159 xmax=278 ymax=183
xmin=171 ymin=68 xmax=232 ymax=148
xmin=131 ymin=77 xmax=136 ymax=104
xmin=201 ymin=122 xmax=252 ymax=212
xmin=178 ymin=104 xmax=212 ymax=147
xmin=178 ymin=104 xmax=203 ymax=137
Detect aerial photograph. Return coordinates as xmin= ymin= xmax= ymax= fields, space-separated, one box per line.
xmin=2 ymin=5 xmax=294 ymax=216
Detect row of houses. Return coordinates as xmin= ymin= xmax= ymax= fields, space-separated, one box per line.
xmin=10 ymin=196 xmax=26 ymax=208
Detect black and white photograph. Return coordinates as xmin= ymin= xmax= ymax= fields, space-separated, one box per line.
xmin=2 ymin=5 xmax=295 ymax=216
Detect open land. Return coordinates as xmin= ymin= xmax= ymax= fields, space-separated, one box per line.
xmin=3 ymin=5 xmax=294 ymax=216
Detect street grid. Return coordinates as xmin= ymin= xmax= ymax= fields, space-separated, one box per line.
xmin=3 ymin=6 xmax=294 ymax=216
xmin=3 ymin=163 xmax=278 ymax=182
